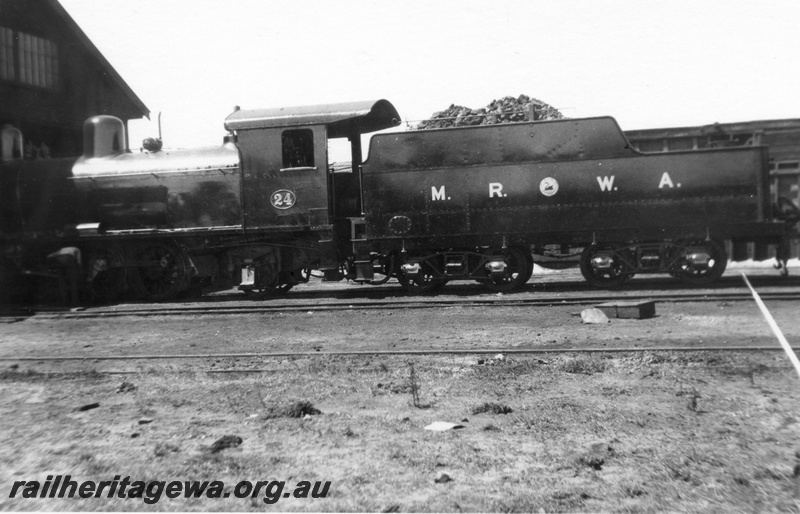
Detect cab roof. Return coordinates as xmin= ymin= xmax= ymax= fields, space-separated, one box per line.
xmin=224 ymin=99 xmax=401 ymax=138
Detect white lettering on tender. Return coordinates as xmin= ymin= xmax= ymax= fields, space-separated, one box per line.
xmin=431 ymin=185 xmax=446 ymax=201
xmin=658 ymin=172 xmax=674 ymax=189
xmin=489 ymin=183 xmax=504 ymax=198
xmin=597 ymin=176 xmax=615 ymax=191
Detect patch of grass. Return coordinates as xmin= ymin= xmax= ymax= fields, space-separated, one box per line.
xmin=2 ymin=352 xmax=799 ymax=512
xmin=263 ymin=400 xmax=321 ymax=419
xmin=408 ymin=361 xmax=421 ymax=408
xmin=154 ymin=442 xmax=180 ymax=458
xmin=0 ymin=368 xmax=44 ymax=381
xmin=75 ymin=452 xmax=113 ymax=475
xmin=182 ymin=452 xmax=248 ymax=474
xmin=545 ymin=489 xmax=590 ymax=510
xmin=557 ymin=356 xmax=606 ymax=375
xmin=472 ymin=402 xmax=513 ymax=415
xmin=621 ymin=482 xmax=647 ymax=497
xmin=373 ymin=381 xmax=412 ymax=395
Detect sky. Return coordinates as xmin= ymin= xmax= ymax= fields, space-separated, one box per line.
xmin=60 ymin=0 xmax=800 ymax=161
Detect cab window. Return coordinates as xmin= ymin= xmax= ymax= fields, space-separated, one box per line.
xmin=282 ymin=129 xmax=315 ymax=169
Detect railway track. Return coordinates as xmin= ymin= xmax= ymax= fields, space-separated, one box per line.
xmin=13 ymin=289 xmax=800 ymax=320
xmin=3 ymin=271 xmax=798 ymax=372
xmin=1 ymin=345 xmax=797 ymax=364
xmin=2 ymin=344 xmax=798 ymax=379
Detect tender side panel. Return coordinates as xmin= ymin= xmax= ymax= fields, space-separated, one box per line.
xmin=365 ymin=117 xmax=636 ymax=172
xmin=363 ymin=140 xmax=770 ymax=243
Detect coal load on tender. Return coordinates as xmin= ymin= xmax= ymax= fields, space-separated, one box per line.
xmin=414 ymin=94 xmax=564 ymax=130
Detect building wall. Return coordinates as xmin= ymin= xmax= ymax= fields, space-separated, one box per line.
xmin=0 ymin=0 xmax=146 ymax=157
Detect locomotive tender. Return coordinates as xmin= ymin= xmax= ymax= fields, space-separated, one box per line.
xmin=0 ymin=99 xmax=792 ymax=302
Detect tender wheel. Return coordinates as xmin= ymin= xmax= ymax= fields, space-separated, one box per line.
xmin=670 ymin=239 xmax=727 ymax=286
xmin=398 ymin=257 xmax=446 ymax=294
xmin=482 ymin=247 xmax=530 ymax=293
xmin=579 ymin=243 xmax=634 ymax=288
xmin=523 ymin=250 xmax=535 ymax=283
xmin=399 ymin=271 xmax=447 ymax=294
xmin=129 ymin=242 xmax=190 ymax=301
xmin=83 ymin=243 xmax=126 ymax=303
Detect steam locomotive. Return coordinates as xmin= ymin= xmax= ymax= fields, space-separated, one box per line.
xmin=0 ymin=99 xmax=794 ymax=303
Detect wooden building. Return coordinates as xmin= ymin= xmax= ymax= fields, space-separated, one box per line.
xmin=0 ymin=0 xmax=148 ymax=158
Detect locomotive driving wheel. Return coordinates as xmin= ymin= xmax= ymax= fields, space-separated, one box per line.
xmin=243 ymin=282 xmax=280 ymax=298
xmin=82 ymin=243 xmax=126 ymax=303
xmin=242 ymin=266 xmax=300 ymax=298
xmin=278 ymin=268 xmax=308 ymax=293
xmin=482 ymin=247 xmax=531 ymax=293
xmin=241 ymin=260 xmax=279 ymax=299
xmin=579 ymin=243 xmax=634 ymax=288
xmin=669 ymin=239 xmax=727 ymax=286
xmin=129 ymin=242 xmax=190 ymax=302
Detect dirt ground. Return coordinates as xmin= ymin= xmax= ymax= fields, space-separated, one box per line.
xmin=1 ymin=268 xmax=800 ymax=511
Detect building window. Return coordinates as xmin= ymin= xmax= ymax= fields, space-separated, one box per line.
xmin=281 ymin=129 xmax=315 ymax=169
xmin=777 ymin=162 xmax=799 ymax=170
xmin=0 ymin=27 xmax=59 ymax=89
xmin=19 ymin=32 xmax=59 ymax=88
xmin=0 ymin=27 xmax=14 ymax=81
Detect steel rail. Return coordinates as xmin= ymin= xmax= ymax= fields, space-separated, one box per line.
xmin=1 ymin=346 xmax=798 ymax=362
xmin=20 ymin=290 xmax=800 ymax=320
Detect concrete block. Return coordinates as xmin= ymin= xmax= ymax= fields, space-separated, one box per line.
xmin=595 ymin=300 xmax=656 ymax=320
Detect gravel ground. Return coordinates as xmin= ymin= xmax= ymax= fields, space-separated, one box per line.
xmin=1 ymin=266 xmax=799 ymax=511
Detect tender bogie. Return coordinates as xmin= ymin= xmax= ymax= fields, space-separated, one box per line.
xmin=396 ymin=246 xmax=534 ymax=294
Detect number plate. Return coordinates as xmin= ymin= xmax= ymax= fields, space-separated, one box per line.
xmin=270 ymin=189 xmax=296 ymax=210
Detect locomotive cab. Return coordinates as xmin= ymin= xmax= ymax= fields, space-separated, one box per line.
xmin=224 ymin=100 xmax=400 ymax=272
xmin=224 ymin=100 xmax=400 ymax=229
